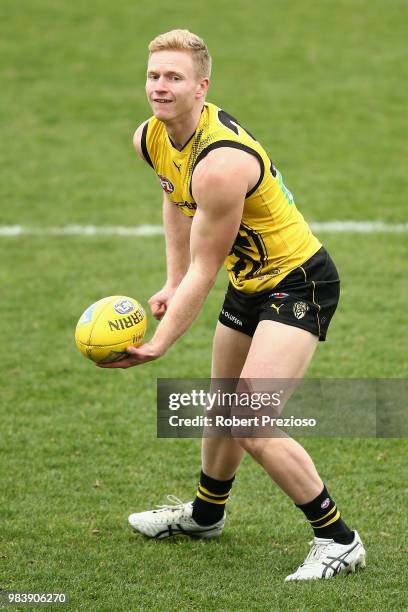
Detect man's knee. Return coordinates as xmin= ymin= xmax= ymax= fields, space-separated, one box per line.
xmin=235 ymin=432 xmax=286 ymax=456
xmin=235 ymin=436 xmax=269 ymax=456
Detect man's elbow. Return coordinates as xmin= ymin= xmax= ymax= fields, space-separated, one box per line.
xmin=189 ymin=261 xmax=220 ymax=287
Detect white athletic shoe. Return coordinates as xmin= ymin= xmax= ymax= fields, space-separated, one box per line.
xmin=128 ymin=495 xmax=226 ymax=540
xmin=285 ymin=531 xmax=366 ymax=581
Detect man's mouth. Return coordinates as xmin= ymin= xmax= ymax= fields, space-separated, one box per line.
xmin=154 ymin=99 xmax=172 ymax=104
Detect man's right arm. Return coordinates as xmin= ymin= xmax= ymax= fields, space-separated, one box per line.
xmin=162 ymin=193 xmax=191 ymax=287
xmin=133 ymin=121 xmax=149 ymax=162
xmin=133 ymin=122 xmax=191 ymax=319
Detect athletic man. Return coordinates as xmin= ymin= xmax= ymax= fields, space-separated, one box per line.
xmin=99 ymin=30 xmax=366 ymax=580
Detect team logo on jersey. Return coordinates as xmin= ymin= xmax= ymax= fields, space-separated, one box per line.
xmin=293 ymin=301 xmax=309 ymax=319
xmin=158 ymin=174 xmax=175 ymax=194
xmin=269 ymin=292 xmax=289 ymax=299
xmin=114 ymin=299 xmax=135 ymax=315
xmin=321 ymin=498 xmax=331 ymax=509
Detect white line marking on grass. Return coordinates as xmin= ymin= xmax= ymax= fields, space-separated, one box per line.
xmin=0 ymin=224 xmax=164 ymax=236
xmin=310 ymin=221 xmax=408 ymax=233
xmin=0 ymin=222 xmax=407 ymax=237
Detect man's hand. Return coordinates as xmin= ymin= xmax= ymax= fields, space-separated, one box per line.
xmin=148 ymin=283 xmax=178 ymax=321
xmin=96 ymin=341 xmax=164 ymax=369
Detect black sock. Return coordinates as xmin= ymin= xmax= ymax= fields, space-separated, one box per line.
xmin=296 ymin=485 xmax=354 ymax=544
xmin=192 ymin=470 xmax=235 ymax=526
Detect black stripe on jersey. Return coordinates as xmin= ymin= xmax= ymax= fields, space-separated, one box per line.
xmin=141 ymin=121 xmax=154 ymax=168
xmin=230 ymin=222 xmax=268 ymax=280
xmin=241 ymin=222 xmax=268 ymax=278
xmin=190 ymin=140 xmax=265 ymax=199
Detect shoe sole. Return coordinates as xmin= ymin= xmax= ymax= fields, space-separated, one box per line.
xmin=155 ymin=527 xmax=223 ymax=540
xmin=129 ymin=522 xmax=224 ymax=540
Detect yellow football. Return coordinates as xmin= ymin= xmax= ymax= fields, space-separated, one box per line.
xmin=75 ymin=296 xmax=147 ymax=363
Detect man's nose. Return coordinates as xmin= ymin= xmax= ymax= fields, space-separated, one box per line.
xmin=154 ymin=76 xmax=168 ymax=90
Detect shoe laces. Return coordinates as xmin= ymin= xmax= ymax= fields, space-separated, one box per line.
xmin=303 ymin=538 xmax=334 ymax=565
xmin=154 ymin=495 xmax=188 ymax=514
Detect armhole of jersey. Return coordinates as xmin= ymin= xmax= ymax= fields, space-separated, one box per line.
xmin=189 ymin=140 xmax=265 ymax=199
xmin=141 ymin=121 xmax=154 ymax=169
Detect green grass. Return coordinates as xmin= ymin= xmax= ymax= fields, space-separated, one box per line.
xmin=1 ymin=0 xmax=407 ymax=610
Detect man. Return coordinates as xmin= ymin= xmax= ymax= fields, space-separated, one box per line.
xmin=99 ymin=29 xmax=366 ymax=580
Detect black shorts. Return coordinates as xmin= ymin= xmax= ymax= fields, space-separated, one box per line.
xmin=219 ymin=247 xmax=340 ymax=341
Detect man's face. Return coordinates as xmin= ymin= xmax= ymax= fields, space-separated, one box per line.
xmin=146 ymin=50 xmax=207 ymax=122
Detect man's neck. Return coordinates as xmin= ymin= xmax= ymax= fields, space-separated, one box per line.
xmin=165 ymin=104 xmax=204 ymax=150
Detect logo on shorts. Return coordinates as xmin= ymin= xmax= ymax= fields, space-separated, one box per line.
xmin=114 ymin=299 xmax=135 ymax=315
xmin=271 ymin=303 xmax=285 ymax=315
xmin=293 ymin=301 xmax=309 ymax=319
xmin=221 ymin=309 xmax=243 ymax=327
xmin=269 ymin=292 xmax=289 ymax=299
xmin=321 ymin=498 xmax=330 ymax=509
xmin=158 ymin=174 xmax=175 ymax=194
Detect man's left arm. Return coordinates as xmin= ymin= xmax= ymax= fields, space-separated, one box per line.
xmin=98 ymin=149 xmax=253 ymax=368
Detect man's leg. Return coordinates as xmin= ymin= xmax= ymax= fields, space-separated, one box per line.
xmin=236 ymin=320 xmax=322 ymax=503
xmin=202 ymin=322 xmax=252 ymax=479
xmin=235 ymin=320 xmax=365 ymax=579
xmin=128 ymin=322 xmax=252 ymax=538
xmin=191 ymin=322 xmax=252 ymax=525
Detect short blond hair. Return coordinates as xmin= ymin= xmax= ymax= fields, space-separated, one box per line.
xmin=148 ymin=29 xmax=212 ymax=80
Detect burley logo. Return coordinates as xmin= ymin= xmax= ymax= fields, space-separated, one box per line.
xmin=158 ymin=174 xmax=175 ymax=194
xmin=321 ymin=497 xmax=330 ymax=509
xmin=108 ymin=311 xmax=144 ymax=332
xmin=114 ymin=299 xmax=135 ymax=315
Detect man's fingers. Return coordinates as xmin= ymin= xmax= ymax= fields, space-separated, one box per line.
xmin=126 ymin=346 xmax=141 ymax=355
xmin=96 ymin=346 xmax=140 ymax=367
xmin=151 ymin=303 xmax=166 ymax=320
xmin=148 ymin=296 xmax=163 ymax=307
xmin=150 ymin=301 xmax=163 ymax=313
xmin=96 ymin=342 xmax=160 ymax=369
xmin=96 ymin=358 xmax=135 ymax=369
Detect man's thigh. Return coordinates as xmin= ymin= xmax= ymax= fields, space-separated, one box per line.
xmin=230 ymin=321 xmax=318 ymax=440
xmin=211 ymin=321 xmax=252 ymax=378
xmin=240 ymin=320 xmax=318 ymax=380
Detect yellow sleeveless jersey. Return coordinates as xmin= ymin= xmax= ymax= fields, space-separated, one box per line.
xmin=141 ymin=101 xmax=321 ymax=293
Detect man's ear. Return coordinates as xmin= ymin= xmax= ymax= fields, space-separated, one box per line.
xmin=196 ymin=77 xmax=209 ymax=99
